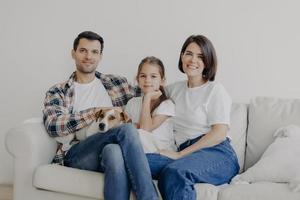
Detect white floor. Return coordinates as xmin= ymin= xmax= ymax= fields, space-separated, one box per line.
xmin=0 ymin=185 xmax=12 ymax=200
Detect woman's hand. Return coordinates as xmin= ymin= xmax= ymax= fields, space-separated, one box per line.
xmin=158 ymin=149 xmax=183 ymax=160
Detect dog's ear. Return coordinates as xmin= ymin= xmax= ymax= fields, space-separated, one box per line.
xmin=120 ymin=111 xmax=132 ymax=123
xmin=95 ymin=109 xmax=103 ymax=120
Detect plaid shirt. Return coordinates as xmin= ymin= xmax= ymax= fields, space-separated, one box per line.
xmin=43 ymin=71 xmax=140 ymax=165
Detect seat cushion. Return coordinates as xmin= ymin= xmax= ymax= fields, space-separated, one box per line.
xmin=34 ymin=164 xmax=220 ymax=200
xmin=33 ymin=164 xmax=104 ymax=199
xmin=218 ymin=182 xmax=300 ymax=200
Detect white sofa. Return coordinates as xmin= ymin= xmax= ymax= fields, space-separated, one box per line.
xmin=5 ymin=97 xmax=300 ymax=200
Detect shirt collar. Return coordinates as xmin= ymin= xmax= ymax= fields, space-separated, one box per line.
xmin=66 ymin=71 xmax=105 ymax=88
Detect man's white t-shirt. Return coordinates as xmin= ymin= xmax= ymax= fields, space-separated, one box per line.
xmin=125 ymin=97 xmax=176 ymax=153
xmin=166 ymin=81 xmax=232 ymax=146
xmin=73 ymin=78 xmax=113 ymax=112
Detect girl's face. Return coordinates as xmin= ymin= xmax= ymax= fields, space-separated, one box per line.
xmin=181 ymin=42 xmax=205 ymax=78
xmin=137 ymin=63 xmax=164 ymax=94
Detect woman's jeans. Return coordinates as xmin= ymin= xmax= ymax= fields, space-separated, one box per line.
xmin=146 ymin=136 xmax=240 ymax=200
xmin=64 ymin=124 xmax=158 ymax=200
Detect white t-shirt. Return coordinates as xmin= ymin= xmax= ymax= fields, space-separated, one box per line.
xmin=166 ymin=81 xmax=232 ymax=146
xmin=125 ymin=97 xmax=176 ymax=153
xmin=73 ymin=78 xmax=113 ymax=112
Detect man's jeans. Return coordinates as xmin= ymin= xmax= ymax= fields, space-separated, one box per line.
xmin=64 ymin=124 xmax=158 ymax=200
xmin=147 ymin=136 xmax=240 ymax=200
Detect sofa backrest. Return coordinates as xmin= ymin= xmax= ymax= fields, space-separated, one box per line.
xmin=245 ymin=97 xmax=300 ymax=170
xmin=229 ymin=103 xmax=248 ymax=172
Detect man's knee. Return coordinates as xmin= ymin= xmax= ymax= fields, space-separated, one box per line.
xmin=119 ymin=123 xmax=136 ymax=134
xmin=116 ymin=123 xmax=139 ymax=140
xmin=101 ymin=144 xmax=124 ymax=169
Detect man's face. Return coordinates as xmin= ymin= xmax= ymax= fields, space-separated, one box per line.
xmin=72 ymin=38 xmax=102 ymax=74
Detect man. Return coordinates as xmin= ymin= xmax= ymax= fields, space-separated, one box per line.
xmin=43 ymin=31 xmax=158 ymax=200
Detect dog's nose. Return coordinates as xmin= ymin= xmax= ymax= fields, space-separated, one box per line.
xmin=99 ymin=123 xmax=105 ymax=131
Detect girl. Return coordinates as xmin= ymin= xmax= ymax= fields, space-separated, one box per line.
xmin=146 ymin=35 xmax=240 ymax=200
xmin=125 ymin=56 xmax=176 ymax=153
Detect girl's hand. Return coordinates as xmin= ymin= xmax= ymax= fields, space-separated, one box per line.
xmin=144 ymin=90 xmax=162 ymax=101
xmin=158 ymin=149 xmax=183 ymax=160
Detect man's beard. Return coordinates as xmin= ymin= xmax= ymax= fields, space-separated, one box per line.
xmin=77 ymin=65 xmax=97 ymax=74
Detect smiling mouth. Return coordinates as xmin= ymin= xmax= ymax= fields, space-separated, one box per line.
xmin=187 ymin=65 xmax=199 ymax=70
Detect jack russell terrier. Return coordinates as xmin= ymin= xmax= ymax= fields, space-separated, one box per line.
xmin=55 ymin=108 xmax=131 ymax=151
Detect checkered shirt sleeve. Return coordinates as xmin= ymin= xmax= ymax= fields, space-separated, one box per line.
xmin=43 ymin=83 xmax=97 ymax=137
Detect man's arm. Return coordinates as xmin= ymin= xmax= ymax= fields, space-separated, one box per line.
xmin=42 ymin=87 xmax=98 ymax=137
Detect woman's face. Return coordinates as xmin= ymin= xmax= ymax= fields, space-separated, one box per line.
xmin=181 ymin=42 xmax=205 ymax=78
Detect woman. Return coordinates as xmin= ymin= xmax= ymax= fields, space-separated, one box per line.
xmin=146 ymin=35 xmax=240 ymax=200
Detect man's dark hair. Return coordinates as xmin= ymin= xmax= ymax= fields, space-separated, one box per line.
xmin=178 ymin=35 xmax=217 ymax=81
xmin=73 ymin=31 xmax=104 ymax=53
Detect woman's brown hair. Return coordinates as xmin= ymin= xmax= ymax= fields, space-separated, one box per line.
xmin=178 ymin=35 xmax=217 ymax=81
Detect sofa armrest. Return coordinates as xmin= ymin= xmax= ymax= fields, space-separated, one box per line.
xmin=5 ymin=117 xmax=57 ymax=166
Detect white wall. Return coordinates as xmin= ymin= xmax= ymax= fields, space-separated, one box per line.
xmin=1 ymin=0 xmax=300 ymax=184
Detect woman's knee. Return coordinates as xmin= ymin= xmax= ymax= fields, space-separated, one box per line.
xmin=158 ymin=164 xmax=196 ymax=200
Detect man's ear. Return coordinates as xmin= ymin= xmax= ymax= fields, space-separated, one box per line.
xmin=120 ymin=112 xmax=132 ymax=123
xmin=71 ymin=49 xmax=75 ymax=59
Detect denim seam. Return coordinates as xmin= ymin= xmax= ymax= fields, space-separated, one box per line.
xmin=117 ymin=126 xmax=139 ymax=199
xmin=123 ymin=154 xmax=138 ymax=195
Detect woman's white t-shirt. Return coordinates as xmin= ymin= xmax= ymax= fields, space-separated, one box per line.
xmin=125 ymin=97 xmax=176 ymax=153
xmin=166 ymin=81 xmax=232 ymax=146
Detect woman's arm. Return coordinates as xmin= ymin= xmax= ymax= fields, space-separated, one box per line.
xmin=159 ymin=124 xmax=228 ymax=159
xmin=139 ymin=91 xmax=169 ymax=131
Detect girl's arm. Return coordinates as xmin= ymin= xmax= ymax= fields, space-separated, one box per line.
xmin=159 ymin=124 xmax=228 ymax=159
xmin=139 ymin=91 xmax=170 ymax=132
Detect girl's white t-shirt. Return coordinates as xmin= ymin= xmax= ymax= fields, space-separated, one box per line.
xmin=125 ymin=97 xmax=176 ymax=152
xmin=73 ymin=78 xmax=113 ymax=112
xmin=166 ymin=81 xmax=232 ymax=146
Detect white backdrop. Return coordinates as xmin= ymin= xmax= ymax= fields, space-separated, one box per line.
xmin=1 ymin=0 xmax=300 ymax=184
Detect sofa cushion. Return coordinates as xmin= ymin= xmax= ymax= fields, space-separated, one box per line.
xmin=228 ymin=103 xmax=248 ymax=172
xmin=33 ymin=164 xmax=220 ymax=200
xmin=218 ymin=182 xmax=300 ymax=200
xmin=245 ymin=97 xmax=300 ymax=170
xmin=232 ymin=125 xmax=300 ymax=189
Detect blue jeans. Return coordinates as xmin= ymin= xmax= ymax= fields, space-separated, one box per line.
xmin=64 ymin=124 xmax=158 ymax=200
xmin=146 ymin=136 xmax=240 ymax=200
